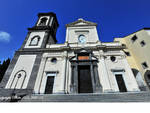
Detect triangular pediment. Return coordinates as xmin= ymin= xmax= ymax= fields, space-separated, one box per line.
xmin=66 ymin=18 xmax=97 ymax=27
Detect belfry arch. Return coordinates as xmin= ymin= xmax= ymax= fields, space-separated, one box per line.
xmin=69 ymin=49 xmax=102 ymax=94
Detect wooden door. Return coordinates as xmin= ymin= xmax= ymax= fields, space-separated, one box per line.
xmin=78 ymin=65 xmax=93 ymax=93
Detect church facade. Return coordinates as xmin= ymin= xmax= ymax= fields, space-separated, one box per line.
xmin=0 ymin=12 xmax=150 ymax=102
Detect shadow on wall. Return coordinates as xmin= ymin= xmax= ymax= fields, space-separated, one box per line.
xmin=144 ymin=70 xmax=150 ymax=90
xmin=132 ymin=68 xmax=147 ymax=91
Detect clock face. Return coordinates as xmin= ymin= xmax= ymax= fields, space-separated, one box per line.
xmin=78 ymin=35 xmax=86 ymax=44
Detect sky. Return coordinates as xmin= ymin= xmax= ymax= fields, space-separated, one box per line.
xmin=0 ymin=0 xmax=150 ymax=62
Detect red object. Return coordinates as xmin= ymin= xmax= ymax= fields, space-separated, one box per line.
xmin=78 ymin=56 xmax=89 ymax=60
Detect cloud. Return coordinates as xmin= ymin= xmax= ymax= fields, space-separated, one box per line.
xmin=0 ymin=31 xmax=11 ymax=42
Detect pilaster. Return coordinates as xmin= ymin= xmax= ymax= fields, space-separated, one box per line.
xmin=70 ymin=63 xmax=78 ymax=94
xmin=57 ymin=51 xmax=68 ymax=94
xmin=27 ymin=53 xmax=43 ymax=90
xmin=97 ymin=50 xmax=112 ymax=92
xmin=33 ymin=57 xmax=47 ymax=94
xmin=93 ymin=64 xmax=102 ymax=93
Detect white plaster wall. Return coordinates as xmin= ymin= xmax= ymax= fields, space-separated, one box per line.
xmin=24 ymin=32 xmax=45 ymax=48
xmin=92 ymin=50 xmax=113 ymax=92
xmin=122 ymin=57 xmax=140 ymax=91
xmin=41 ymin=57 xmax=65 ymax=94
xmin=66 ymin=26 xmax=100 ymax=44
xmin=104 ymin=55 xmax=140 ymax=92
xmin=97 ymin=57 xmax=112 ymax=92
xmin=136 ymin=72 xmax=145 ymax=87
xmin=5 ymin=55 xmax=36 ymax=89
xmin=34 ymin=49 xmax=140 ymax=94
xmin=34 ymin=52 xmax=66 ymax=94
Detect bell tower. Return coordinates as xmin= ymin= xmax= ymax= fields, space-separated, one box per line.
xmin=21 ymin=12 xmax=59 ymax=49
xmin=1 ymin=12 xmax=59 ymax=93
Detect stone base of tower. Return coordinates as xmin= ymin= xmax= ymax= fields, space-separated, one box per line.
xmin=0 ymin=89 xmax=32 ymax=102
xmin=20 ymin=92 xmax=150 ymax=102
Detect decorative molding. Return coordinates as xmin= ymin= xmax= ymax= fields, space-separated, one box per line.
xmin=66 ymin=18 xmax=97 ymax=27
xmin=44 ymin=71 xmax=59 ymax=74
xmin=111 ymin=69 xmax=125 ymax=72
xmin=29 ymin=35 xmax=40 ymax=46
xmin=10 ymin=70 xmax=27 ymax=89
xmin=28 ymin=26 xmax=52 ymax=31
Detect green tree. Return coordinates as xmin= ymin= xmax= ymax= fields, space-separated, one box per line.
xmin=0 ymin=58 xmax=10 ymax=82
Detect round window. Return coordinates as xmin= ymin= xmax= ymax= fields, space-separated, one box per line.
xmin=51 ymin=58 xmax=57 ymax=63
xmin=110 ymin=56 xmax=116 ymax=62
xmin=78 ymin=35 xmax=86 ymax=44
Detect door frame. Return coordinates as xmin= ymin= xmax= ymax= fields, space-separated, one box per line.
xmin=78 ymin=65 xmax=93 ymax=93
xmin=69 ymin=49 xmax=102 ymax=94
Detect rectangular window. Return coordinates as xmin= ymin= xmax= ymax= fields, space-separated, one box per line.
xmin=131 ymin=35 xmax=137 ymax=42
xmin=115 ymin=74 xmax=127 ymax=92
xmin=142 ymin=62 xmax=148 ymax=69
xmin=140 ymin=40 xmax=146 ymax=47
xmin=44 ymin=72 xmax=56 ymax=94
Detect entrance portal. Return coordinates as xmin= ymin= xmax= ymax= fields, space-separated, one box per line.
xmin=69 ymin=49 xmax=102 ymax=94
xmin=78 ymin=65 xmax=93 ymax=93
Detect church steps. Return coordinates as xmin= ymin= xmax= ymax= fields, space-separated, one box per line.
xmin=21 ymin=92 xmax=150 ymax=102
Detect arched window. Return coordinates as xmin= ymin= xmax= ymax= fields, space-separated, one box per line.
xmin=39 ymin=17 xmax=48 ymax=26
xmin=78 ymin=35 xmax=86 ymax=44
xmin=30 ymin=36 xmax=40 ymax=46
xmin=10 ymin=70 xmax=26 ymax=89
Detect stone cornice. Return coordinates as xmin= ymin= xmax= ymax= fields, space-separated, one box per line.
xmin=18 ymin=45 xmax=125 ymax=54
xmin=66 ymin=18 xmax=97 ymax=27
xmin=27 ymin=26 xmax=57 ymax=43
xmin=28 ymin=26 xmax=52 ymax=31
xmin=105 ymin=46 xmax=126 ymax=49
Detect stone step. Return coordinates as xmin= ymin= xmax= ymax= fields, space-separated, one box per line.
xmin=21 ymin=92 xmax=150 ymax=102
